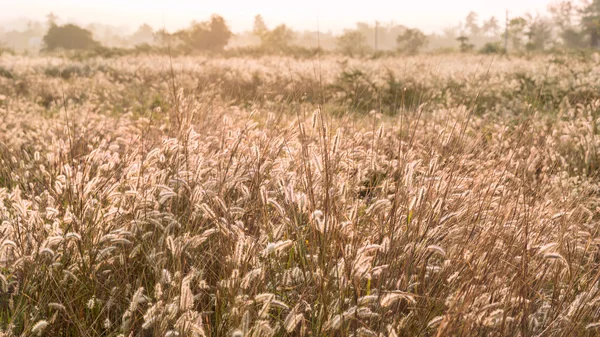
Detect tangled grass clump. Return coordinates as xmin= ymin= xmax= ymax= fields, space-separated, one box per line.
xmin=0 ymin=54 xmax=600 ymax=336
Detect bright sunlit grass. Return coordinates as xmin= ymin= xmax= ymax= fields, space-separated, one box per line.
xmin=0 ymin=53 xmax=599 ymax=336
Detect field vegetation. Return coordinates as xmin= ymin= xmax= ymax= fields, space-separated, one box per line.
xmin=0 ymin=53 xmax=600 ymax=336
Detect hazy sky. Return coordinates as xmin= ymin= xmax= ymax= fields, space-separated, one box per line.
xmin=1 ymin=0 xmax=553 ymax=33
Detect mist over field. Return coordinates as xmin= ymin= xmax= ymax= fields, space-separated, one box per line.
xmin=0 ymin=0 xmax=560 ymax=53
xmin=2 ymin=1 xmax=600 ymax=337
xmin=1 ymin=0 xmax=551 ymax=33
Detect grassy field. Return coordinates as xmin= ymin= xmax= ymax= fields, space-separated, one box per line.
xmin=1 ymin=54 xmax=600 ymax=336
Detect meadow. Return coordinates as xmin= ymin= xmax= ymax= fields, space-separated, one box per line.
xmin=0 ymin=53 xmax=600 ymax=336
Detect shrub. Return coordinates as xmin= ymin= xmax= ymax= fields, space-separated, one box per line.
xmin=396 ymin=28 xmax=428 ymax=55
xmin=480 ymin=42 xmax=503 ymax=54
xmin=336 ymin=30 xmax=371 ymax=57
xmin=0 ymin=46 xmax=15 ymax=56
xmin=44 ymin=65 xmax=92 ymax=80
xmin=0 ymin=66 xmax=14 ymax=79
xmin=43 ymin=24 xmax=99 ymax=51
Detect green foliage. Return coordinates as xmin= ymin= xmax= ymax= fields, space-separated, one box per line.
xmin=330 ymin=67 xmax=428 ymax=114
xmin=457 ymin=36 xmax=474 ymax=52
xmin=0 ymin=66 xmax=14 ymax=79
xmin=332 ymin=68 xmax=377 ymax=110
xmin=396 ymin=28 xmax=428 ymax=55
xmin=44 ymin=65 xmax=92 ymax=80
xmin=379 ymin=69 xmax=428 ymax=113
xmin=479 ymin=42 xmax=502 ymax=54
xmin=511 ymin=71 xmax=561 ymax=110
xmin=581 ymin=0 xmax=600 ymax=47
xmin=43 ymin=24 xmax=99 ymax=51
xmin=336 ymin=30 xmax=371 ymax=56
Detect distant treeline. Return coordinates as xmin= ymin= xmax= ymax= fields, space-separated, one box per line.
xmin=3 ymin=1 xmax=600 ymax=56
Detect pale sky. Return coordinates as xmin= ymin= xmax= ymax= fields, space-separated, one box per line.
xmin=1 ymin=0 xmax=553 ymax=33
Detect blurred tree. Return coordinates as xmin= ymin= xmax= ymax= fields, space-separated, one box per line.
xmin=175 ymin=14 xmax=232 ymax=52
xmin=442 ymin=26 xmax=460 ymax=40
xmin=457 ymin=35 xmax=474 ymax=52
xmin=348 ymin=21 xmax=409 ymax=51
xmin=525 ymin=14 xmax=553 ymax=51
xmin=396 ymin=28 xmax=428 ymax=54
xmin=295 ymin=30 xmax=337 ymax=50
xmin=261 ymin=24 xmax=294 ymax=51
xmin=26 ymin=21 xmax=45 ymax=36
xmin=253 ymin=15 xmax=268 ymax=38
xmin=549 ymin=0 xmax=587 ymax=48
xmin=384 ymin=22 xmax=409 ymax=49
xmin=0 ymin=20 xmax=45 ymax=52
xmin=581 ymin=0 xmax=600 ymax=48
xmin=355 ymin=22 xmax=375 ymax=48
xmin=465 ymin=12 xmax=481 ymax=37
xmin=130 ymin=23 xmax=154 ymax=46
xmin=46 ymin=12 xmax=58 ymax=28
xmin=250 ymin=15 xmax=295 ymax=51
xmin=562 ymin=28 xmax=587 ymax=48
xmin=43 ymin=24 xmax=99 ymax=51
xmin=86 ymin=23 xmax=128 ymax=48
xmin=549 ymin=0 xmax=577 ymax=30
xmin=508 ymin=17 xmax=528 ymax=51
xmin=482 ymin=17 xmax=500 ymax=37
xmin=154 ymin=29 xmax=171 ymax=48
xmin=206 ymin=15 xmax=233 ymax=50
xmin=336 ymin=30 xmax=371 ymax=56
